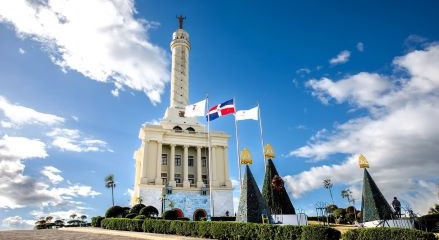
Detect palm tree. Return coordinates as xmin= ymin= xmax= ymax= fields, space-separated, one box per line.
xmin=70 ymin=213 xmax=77 ymax=220
xmin=105 ymin=174 xmax=116 ymax=206
xmin=80 ymin=215 xmax=87 ymax=226
xmin=429 ymin=204 xmax=439 ymax=214
xmin=323 ymin=178 xmax=334 ymax=204
xmin=341 ymin=188 xmax=353 ymax=206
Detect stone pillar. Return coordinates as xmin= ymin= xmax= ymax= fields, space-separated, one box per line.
xmin=155 ymin=141 xmax=162 ymax=185
xmin=169 ymin=144 xmax=176 ymax=187
xmin=223 ymin=146 xmax=232 ymax=187
xmin=196 ymin=146 xmax=203 ymax=187
xmin=183 ymin=145 xmax=190 ymax=188
xmin=211 ymin=146 xmax=217 ymax=187
xmin=141 ymin=140 xmax=149 ymax=184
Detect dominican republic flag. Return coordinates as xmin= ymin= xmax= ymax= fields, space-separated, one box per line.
xmin=206 ymin=99 xmax=236 ymax=121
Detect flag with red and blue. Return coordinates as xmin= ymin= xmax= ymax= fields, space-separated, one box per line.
xmin=206 ymin=99 xmax=235 ymax=121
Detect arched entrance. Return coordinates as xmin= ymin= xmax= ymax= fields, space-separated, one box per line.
xmin=173 ymin=208 xmax=184 ymax=218
xmin=193 ymin=209 xmax=207 ymax=221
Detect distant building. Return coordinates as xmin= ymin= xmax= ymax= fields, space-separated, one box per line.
xmin=131 ymin=17 xmax=233 ymax=220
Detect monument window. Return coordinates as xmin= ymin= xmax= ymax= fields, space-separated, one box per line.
xmin=202 ymin=175 xmax=209 ymax=185
xmin=201 ymin=157 xmax=207 ymax=167
xmin=175 ymin=174 xmax=181 ymax=183
xmin=175 ymin=155 xmax=181 ymax=166
xmin=161 ymin=173 xmax=168 ymax=185
xmin=173 ymin=126 xmax=183 ymax=133
xmin=188 ymin=156 xmax=194 ymax=167
xmin=161 ymin=154 xmax=168 ymax=165
xmin=188 ymin=174 xmax=195 ymax=185
xmin=186 ymin=127 xmax=195 ymax=134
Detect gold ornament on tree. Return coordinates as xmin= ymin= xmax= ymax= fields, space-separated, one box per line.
xmin=358 ymin=154 xmax=369 ymax=168
xmin=240 ymin=148 xmax=253 ymax=165
xmin=264 ymin=144 xmax=275 ymax=159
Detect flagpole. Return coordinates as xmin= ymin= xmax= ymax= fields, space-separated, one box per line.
xmin=257 ymin=103 xmax=266 ymax=171
xmin=233 ymin=97 xmax=242 ymax=188
xmin=206 ymin=96 xmax=214 ymax=218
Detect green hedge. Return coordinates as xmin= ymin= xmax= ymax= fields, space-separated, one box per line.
xmin=101 ymin=218 xmax=144 ymax=232
xmin=99 ymin=218 xmax=341 ymax=239
xmin=91 ymin=216 xmax=105 ymax=227
xmin=342 ymin=228 xmax=437 ymax=240
xmin=143 ymin=219 xmax=339 ymax=240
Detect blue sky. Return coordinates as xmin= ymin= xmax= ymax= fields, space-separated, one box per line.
xmin=1 ymin=0 xmax=439 ymax=229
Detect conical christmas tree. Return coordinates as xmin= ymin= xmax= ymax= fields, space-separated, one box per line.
xmin=361 ymin=169 xmax=394 ymax=222
xmin=237 ymin=165 xmax=271 ymax=223
xmin=262 ymin=159 xmax=296 ymax=214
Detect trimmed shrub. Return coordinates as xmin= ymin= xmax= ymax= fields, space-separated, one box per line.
xmin=105 ymin=206 xmax=124 ymax=218
xmin=101 ymin=218 xmax=143 ymax=232
xmin=91 ymin=216 xmax=104 ymax=227
xmin=342 ymin=228 xmax=437 ymax=240
xmin=163 ymin=209 xmax=178 ymax=220
xmin=129 ymin=204 xmax=145 ymax=214
xmin=125 ymin=213 xmax=137 ymax=219
xmin=301 ymin=225 xmax=341 ymax=240
xmin=139 ymin=205 xmax=159 ymax=217
xmin=418 ymin=214 xmax=439 ymax=232
xmin=134 ymin=215 xmax=146 ymax=220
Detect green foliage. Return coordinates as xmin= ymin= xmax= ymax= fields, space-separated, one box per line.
xmin=129 ymin=204 xmax=145 ymax=214
xmin=326 ymin=204 xmax=338 ymax=214
xmin=105 ymin=205 xmax=124 ymax=218
xmin=429 ymin=204 xmax=439 ymax=215
xmin=125 ymin=213 xmax=137 ymax=219
xmin=134 ymin=215 xmax=146 ymax=220
xmin=101 ymin=218 xmax=143 ymax=232
xmin=139 ymin=205 xmax=159 ymax=217
xmin=91 ymin=216 xmax=105 ymax=227
xmin=301 ymin=226 xmax=341 ymax=240
xmin=163 ymin=209 xmax=178 ymax=220
xmin=418 ymin=214 xmax=439 ymax=232
xmin=342 ymin=228 xmax=437 ymax=240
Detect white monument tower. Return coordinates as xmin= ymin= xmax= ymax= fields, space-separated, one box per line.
xmin=132 ymin=16 xmax=233 ymax=220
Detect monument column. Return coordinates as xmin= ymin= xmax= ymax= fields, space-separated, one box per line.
xmin=155 ymin=142 xmax=162 ymax=185
xmin=223 ymin=146 xmax=232 ymax=187
xmin=196 ymin=146 xmax=203 ymax=187
xmin=169 ymin=144 xmax=176 ymax=187
xmin=141 ymin=140 xmax=149 ymax=184
xmin=183 ymin=145 xmax=190 ymax=188
xmin=211 ymin=146 xmax=217 ymax=187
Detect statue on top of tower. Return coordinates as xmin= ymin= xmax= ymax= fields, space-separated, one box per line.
xmin=177 ymin=15 xmax=186 ymax=29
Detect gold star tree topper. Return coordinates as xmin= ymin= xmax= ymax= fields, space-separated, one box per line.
xmin=264 ymin=143 xmax=275 ymax=159
xmin=240 ymin=148 xmax=253 ymax=165
xmin=359 ymin=154 xmax=369 ymax=168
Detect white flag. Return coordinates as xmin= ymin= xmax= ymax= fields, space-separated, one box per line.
xmin=235 ymin=106 xmax=259 ymax=121
xmin=184 ymin=99 xmax=207 ymax=117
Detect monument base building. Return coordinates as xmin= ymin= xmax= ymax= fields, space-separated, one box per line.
xmin=131 ymin=17 xmax=233 ymax=219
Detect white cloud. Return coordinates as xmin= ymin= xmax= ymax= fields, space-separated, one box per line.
xmin=288 ymin=44 xmax=439 ymax=214
xmin=71 ymin=115 xmax=79 ymax=122
xmin=0 ymin=0 xmax=170 ymax=104
xmin=306 ymin=73 xmax=390 ymax=109
xmin=0 ymin=135 xmax=48 ymax=160
xmin=41 ymin=166 xmax=64 ymax=184
xmin=0 ymin=96 xmax=64 ymax=128
xmin=356 ymin=42 xmax=364 ymax=52
xmin=143 ymin=118 xmax=161 ymax=125
xmin=329 ymin=50 xmax=351 ymax=65
xmin=47 ymin=128 xmax=111 ymax=152
xmin=18 ymin=48 xmax=26 ymax=54
xmin=1 ymin=216 xmax=34 ymax=230
xmin=296 ymin=68 xmax=311 ymax=75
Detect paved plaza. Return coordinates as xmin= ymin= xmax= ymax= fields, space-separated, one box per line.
xmin=0 ymin=228 xmax=208 ymax=240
